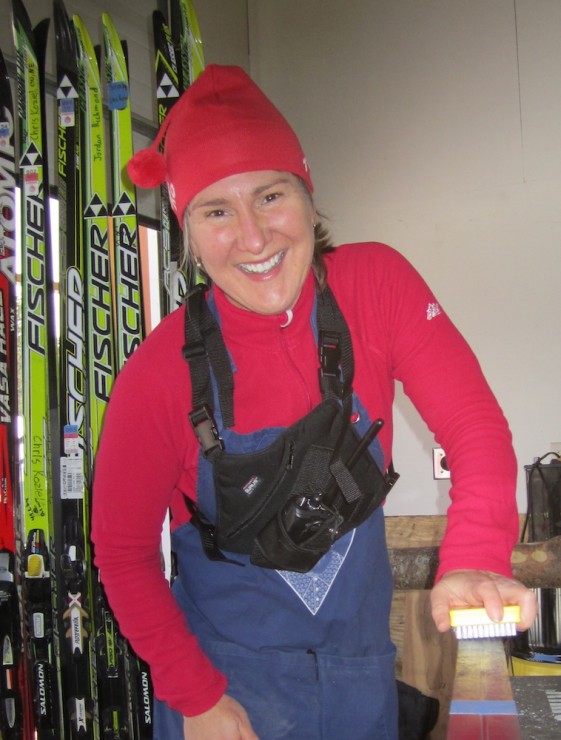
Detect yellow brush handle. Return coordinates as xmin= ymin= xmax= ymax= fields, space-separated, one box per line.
xmin=450 ymin=605 xmax=521 ymax=627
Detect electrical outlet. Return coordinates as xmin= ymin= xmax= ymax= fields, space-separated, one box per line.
xmin=433 ymin=447 xmax=450 ymax=479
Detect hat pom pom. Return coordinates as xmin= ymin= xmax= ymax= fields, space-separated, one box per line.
xmin=127 ymin=147 xmax=167 ymax=188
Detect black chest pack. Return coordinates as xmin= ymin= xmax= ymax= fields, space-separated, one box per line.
xmin=182 ymin=284 xmax=399 ymax=573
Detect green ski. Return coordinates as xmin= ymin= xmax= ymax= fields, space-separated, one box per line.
xmin=0 ymin=40 xmax=29 ymax=740
xmin=73 ymin=14 xmax=128 ymax=739
xmin=102 ymin=15 xmax=153 ymax=737
xmin=11 ymin=0 xmax=62 ymax=735
xmin=102 ymin=13 xmax=145 ymax=368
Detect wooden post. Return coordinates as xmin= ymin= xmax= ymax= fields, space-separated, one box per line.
xmin=389 ymin=536 xmax=561 ymax=590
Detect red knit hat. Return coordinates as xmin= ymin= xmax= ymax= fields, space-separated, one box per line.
xmin=127 ymin=65 xmax=313 ymax=226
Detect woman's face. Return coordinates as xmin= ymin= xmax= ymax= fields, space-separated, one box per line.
xmin=186 ymin=170 xmax=317 ymax=316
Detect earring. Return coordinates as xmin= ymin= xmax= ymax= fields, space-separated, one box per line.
xmin=195 ymin=256 xmax=202 ymax=269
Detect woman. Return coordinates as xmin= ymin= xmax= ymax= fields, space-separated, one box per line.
xmin=92 ymin=65 xmax=536 ymax=739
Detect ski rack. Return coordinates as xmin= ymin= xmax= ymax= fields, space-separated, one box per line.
xmin=4 ymin=0 xmax=207 ymax=734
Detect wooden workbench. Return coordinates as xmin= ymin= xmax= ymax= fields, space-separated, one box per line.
xmin=385 ymin=514 xmax=551 ymax=739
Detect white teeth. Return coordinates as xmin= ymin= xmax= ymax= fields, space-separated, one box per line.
xmin=239 ymin=251 xmax=284 ymax=274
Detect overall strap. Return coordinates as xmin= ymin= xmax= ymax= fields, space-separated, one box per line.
xmin=182 ymin=285 xmax=234 ymax=458
xmin=183 ymin=284 xmax=235 ymax=424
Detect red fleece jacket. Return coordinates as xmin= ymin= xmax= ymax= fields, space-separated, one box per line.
xmin=92 ymin=243 xmax=518 ymax=716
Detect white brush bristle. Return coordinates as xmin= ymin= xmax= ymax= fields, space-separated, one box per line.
xmin=450 ymin=606 xmax=521 ymax=640
xmin=453 ymin=622 xmax=518 ymax=639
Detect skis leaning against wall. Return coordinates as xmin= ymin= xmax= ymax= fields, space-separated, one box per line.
xmin=5 ymin=0 xmax=194 ymax=734
xmin=0 ymin=41 xmax=29 ymax=740
xmin=11 ymin=0 xmax=62 ymax=736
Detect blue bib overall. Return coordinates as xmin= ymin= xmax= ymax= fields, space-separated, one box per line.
xmin=153 ymin=296 xmax=398 ymax=740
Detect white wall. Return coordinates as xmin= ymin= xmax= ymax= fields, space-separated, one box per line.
xmin=247 ymin=0 xmax=561 ymax=515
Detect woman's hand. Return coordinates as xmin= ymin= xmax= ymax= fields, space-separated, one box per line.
xmin=183 ymin=694 xmax=259 ymax=740
xmin=430 ymin=569 xmax=538 ymax=633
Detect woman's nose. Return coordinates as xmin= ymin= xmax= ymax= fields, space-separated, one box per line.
xmin=236 ymin=208 xmax=270 ymax=253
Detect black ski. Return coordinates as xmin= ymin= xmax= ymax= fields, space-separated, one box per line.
xmin=168 ymin=0 xmax=205 ymax=296
xmin=169 ymin=0 xmax=205 ymax=93
xmin=53 ymin=1 xmax=97 ymax=737
xmin=152 ymin=9 xmax=183 ymax=318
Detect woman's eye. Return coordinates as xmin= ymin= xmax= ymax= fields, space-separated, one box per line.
xmin=206 ymin=209 xmax=226 ymax=218
xmin=263 ymin=191 xmax=282 ymax=204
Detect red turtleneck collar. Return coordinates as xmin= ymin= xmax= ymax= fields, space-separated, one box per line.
xmin=210 ymin=270 xmax=316 ymax=350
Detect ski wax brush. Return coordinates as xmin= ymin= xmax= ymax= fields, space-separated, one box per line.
xmin=450 ymin=605 xmax=521 ymax=639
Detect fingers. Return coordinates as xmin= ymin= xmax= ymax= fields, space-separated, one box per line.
xmin=430 ymin=588 xmax=454 ymax=632
xmin=472 ymin=577 xmax=506 ymax=622
xmin=480 ymin=574 xmax=538 ymax=630
xmin=497 ymin=580 xmax=538 ymax=631
xmin=519 ymin=589 xmax=539 ymax=630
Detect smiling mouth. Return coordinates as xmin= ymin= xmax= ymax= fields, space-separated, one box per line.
xmin=238 ymin=251 xmax=285 ymax=274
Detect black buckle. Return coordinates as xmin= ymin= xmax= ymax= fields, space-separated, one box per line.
xmin=384 ymin=462 xmax=400 ymax=492
xmin=319 ymin=330 xmax=343 ymax=396
xmin=189 ymin=405 xmax=224 ymax=458
xmin=319 ymin=331 xmax=341 ymax=376
xmin=182 ymin=339 xmax=207 ymax=362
